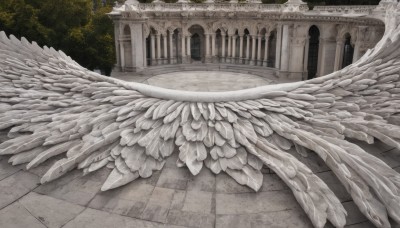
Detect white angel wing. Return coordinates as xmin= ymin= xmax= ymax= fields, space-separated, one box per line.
xmin=1 ymin=16 xmax=400 ymax=228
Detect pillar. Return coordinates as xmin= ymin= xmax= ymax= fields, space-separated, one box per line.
xmin=353 ymin=41 xmax=362 ymax=63
xmin=257 ymin=35 xmax=262 ymax=65
xmin=227 ymin=35 xmax=232 ymax=62
xmin=163 ymin=34 xmax=168 ymax=64
xmin=169 ymin=31 xmax=174 ymax=64
xmin=246 ymin=35 xmax=250 ymax=63
xmin=151 ymin=35 xmax=156 ymax=65
xmin=120 ymin=40 xmax=125 ymax=69
xmin=114 ymin=23 xmax=121 ymax=70
xmin=275 ymin=24 xmax=283 ymax=69
xmin=205 ymin=33 xmax=211 ymax=62
xmin=289 ymin=37 xmax=307 ymax=80
xmin=129 ymin=23 xmax=145 ymax=72
xmin=232 ymin=35 xmax=237 ymax=62
xmin=334 ymin=38 xmax=344 ymax=71
xmin=186 ymin=35 xmax=191 ymax=60
xmin=239 ymin=35 xmax=244 ymax=60
xmin=211 ymin=33 xmax=216 ymax=61
xmin=156 ymin=34 xmax=161 ymax=64
xmin=221 ymin=34 xmax=226 ymax=61
xmin=251 ymin=35 xmax=257 ymax=65
xmin=181 ymin=33 xmax=186 ymax=63
xmin=280 ymin=24 xmax=290 ymax=72
xmin=263 ymin=35 xmax=270 ymax=67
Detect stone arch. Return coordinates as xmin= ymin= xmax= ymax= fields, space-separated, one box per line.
xmin=185 ymin=21 xmax=210 ymax=34
xmin=188 ymin=24 xmax=206 ymax=62
xmin=120 ymin=24 xmax=132 ymax=70
xmin=342 ymin=33 xmax=354 ymax=69
xmin=307 ymin=25 xmax=320 ymax=80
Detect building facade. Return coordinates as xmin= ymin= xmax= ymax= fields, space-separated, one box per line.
xmin=109 ymin=0 xmax=387 ymax=80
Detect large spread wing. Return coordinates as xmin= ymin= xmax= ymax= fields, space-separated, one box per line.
xmin=2 ymin=10 xmax=400 ymax=228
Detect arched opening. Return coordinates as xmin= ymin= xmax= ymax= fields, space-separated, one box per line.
xmin=191 ymin=34 xmax=201 ymax=61
xmin=188 ymin=25 xmax=205 ymax=62
xmin=172 ymin=29 xmax=179 ymax=64
xmin=122 ymin=25 xmax=132 ymax=70
xmin=268 ymin=30 xmax=277 ymax=68
xmin=244 ymin=29 xmax=250 ymax=64
xmin=145 ymin=28 xmax=158 ymax=66
xmin=216 ymin=29 xmax=222 ymax=62
xmin=307 ymin=25 xmax=320 ymax=80
xmin=259 ymin=28 xmax=267 ymax=66
xmin=342 ymin=33 xmax=354 ymax=69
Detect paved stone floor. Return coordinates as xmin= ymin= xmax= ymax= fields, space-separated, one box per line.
xmin=0 ymin=71 xmax=399 ymax=228
xmin=111 ymin=70 xmax=296 ymax=91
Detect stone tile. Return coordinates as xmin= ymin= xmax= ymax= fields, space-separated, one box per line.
xmin=316 ymin=171 xmax=351 ymax=202
xmin=141 ymin=204 xmax=170 ymax=223
xmin=34 ymin=169 xmax=109 ymax=206
xmin=216 ymin=172 xmax=253 ymax=194
xmin=216 ymin=208 xmax=314 ymax=228
xmin=88 ymin=180 xmax=155 ymax=218
xmin=0 ymin=157 xmax=21 ymax=181
xmin=0 ymin=171 xmax=39 ymax=210
xmin=140 ymin=187 xmax=175 ymax=223
xmin=157 ymin=167 xmax=192 ymax=190
xmin=343 ymin=201 xmax=368 ymax=225
xmin=167 ymin=209 xmax=215 ymax=228
xmin=63 ymin=207 xmax=185 ymax=228
xmin=182 ymin=191 xmax=213 ymax=214
xmin=0 ymin=202 xmax=46 ymax=228
xmin=286 ymin=148 xmax=330 ymax=173
xmin=216 ymin=190 xmax=299 ymax=215
xmin=148 ymin=187 xmax=175 ymax=207
xmin=187 ymin=168 xmax=215 ymax=192
xmin=88 ymin=194 xmax=141 ymax=216
xmin=170 ymin=190 xmax=186 ymax=210
xmin=346 ymin=221 xmax=375 ymax=228
xmin=19 ymin=192 xmax=85 ymax=228
xmin=261 ymin=173 xmax=288 ymax=192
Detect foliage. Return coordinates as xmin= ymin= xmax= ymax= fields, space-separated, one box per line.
xmin=0 ymin=0 xmax=117 ymax=76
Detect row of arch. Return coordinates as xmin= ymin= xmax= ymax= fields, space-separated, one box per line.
xmin=119 ymin=22 xmax=361 ymax=79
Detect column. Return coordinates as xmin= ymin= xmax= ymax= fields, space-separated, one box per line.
xmin=186 ymin=35 xmax=191 ymax=59
xmin=129 ymin=23 xmax=145 ymax=72
xmin=227 ymin=35 xmax=232 ymax=62
xmin=156 ymin=34 xmax=161 ymax=64
xmin=150 ymin=35 xmax=156 ymax=65
xmin=163 ymin=34 xmax=168 ymax=64
xmin=251 ymin=35 xmax=257 ymax=65
xmin=319 ymin=36 xmax=337 ymax=76
xmin=114 ymin=24 xmax=121 ymax=69
xmin=257 ymin=35 xmax=262 ymax=65
xmin=221 ymin=34 xmax=226 ymax=61
xmin=263 ymin=35 xmax=270 ymax=67
xmin=280 ymin=24 xmax=290 ymax=72
xmin=275 ymin=24 xmax=282 ymax=69
xmin=239 ymin=35 xmax=244 ymax=60
xmin=169 ymin=31 xmax=174 ymax=64
xmin=303 ymin=38 xmax=309 ymax=72
xmin=246 ymin=35 xmax=250 ymax=63
xmin=120 ymin=40 xmax=125 ymax=69
xmin=353 ymin=41 xmax=361 ymax=63
xmin=334 ymin=38 xmax=344 ymax=71
xmin=289 ymin=37 xmax=307 ymax=80
xmin=232 ymin=35 xmax=237 ymax=62
xmin=211 ymin=33 xmax=216 ymax=62
xmin=181 ymin=34 xmax=186 ymax=63
xmin=205 ymin=33 xmax=211 ymax=62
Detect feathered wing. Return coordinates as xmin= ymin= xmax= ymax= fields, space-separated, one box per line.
xmin=1 ymin=17 xmax=400 ymax=228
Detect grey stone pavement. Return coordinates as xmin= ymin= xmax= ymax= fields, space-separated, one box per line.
xmin=0 ymin=71 xmax=399 ymax=228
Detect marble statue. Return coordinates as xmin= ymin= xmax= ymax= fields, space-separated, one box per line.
xmin=1 ymin=2 xmax=400 ymax=228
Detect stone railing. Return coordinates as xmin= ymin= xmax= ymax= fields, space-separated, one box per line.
xmin=313 ymin=5 xmax=377 ymax=14
xmin=133 ymin=3 xmax=283 ymax=12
